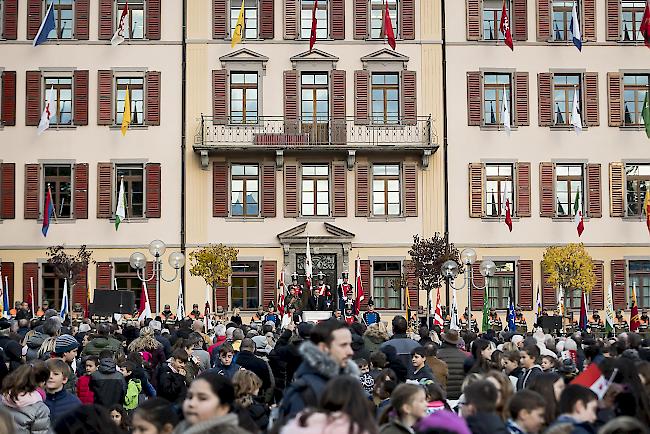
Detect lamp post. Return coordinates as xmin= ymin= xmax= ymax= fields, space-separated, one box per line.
xmin=129 ymin=240 xmax=185 ymax=314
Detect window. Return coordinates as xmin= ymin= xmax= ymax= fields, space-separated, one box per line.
xmin=555 ymin=164 xmax=583 ymax=217
xmin=301 ymin=165 xmax=329 ymax=216
xmin=115 ymin=164 xmax=144 ymax=218
xmin=117 ymin=0 xmax=144 ymax=39
xmin=563 ymin=287 xmax=582 ymax=310
xmin=552 ymin=0 xmax=577 ymax=41
xmin=629 ymin=260 xmax=650 ymax=308
xmin=485 ymin=164 xmax=513 ymax=217
xmin=230 ymin=73 xmax=258 ymax=124
xmin=370 ymin=0 xmax=397 ymax=39
xmin=483 ymin=73 xmax=511 ymax=126
xmin=301 ymin=73 xmax=328 ymax=122
xmin=231 ymin=164 xmax=259 ymax=216
xmin=43 ymin=164 xmax=72 ymax=219
xmin=486 ymin=261 xmax=514 ymax=309
xmin=230 ymin=0 xmax=258 ymax=39
xmin=483 ymin=0 xmax=507 ymax=40
xmin=114 ymin=262 xmax=143 ymax=307
xmin=622 ymin=1 xmax=645 ymax=41
xmin=46 ymin=0 xmax=73 ymax=39
xmin=301 ymin=0 xmax=327 ymax=39
xmin=42 ymin=264 xmax=65 ymax=308
xmin=115 ymin=77 xmax=144 ymax=126
xmin=625 ymin=164 xmax=650 ymax=217
xmin=231 ymin=261 xmax=259 ymax=309
xmin=372 ymin=164 xmax=400 ymax=216
xmin=553 ymin=74 xmax=581 ymax=126
xmin=623 ymin=74 xmax=648 ymax=126
xmin=44 ymin=77 xmax=72 ymax=126
xmin=372 ymin=261 xmax=401 ymax=309
xmin=371 ymin=73 xmax=399 ymax=124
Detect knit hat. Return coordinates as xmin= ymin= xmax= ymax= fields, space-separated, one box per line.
xmin=55 ymin=334 xmax=79 ymax=354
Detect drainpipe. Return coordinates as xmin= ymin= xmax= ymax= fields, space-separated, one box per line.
xmin=180 ymin=0 xmax=187 ymax=302
xmin=441 ymin=0 xmax=450 ymax=309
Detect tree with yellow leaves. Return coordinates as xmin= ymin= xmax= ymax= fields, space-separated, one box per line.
xmin=189 ymin=244 xmax=239 ymax=291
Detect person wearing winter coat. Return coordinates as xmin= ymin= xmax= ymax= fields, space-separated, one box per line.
xmin=156 ymin=349 xmax=189 ymax=404
xmin=77 ymin=356 xmax=98 ymax=404
xmin=364 ymin=323 xmax=389 ymax=354
xmin=379 ymin=316 xmax=420 ymax=369
xmin=206 ymin=343 xmax=242 ymax=380
xmin=44 ymin=359 xmax=82 ymax=423
xmin=235 ymin=339 xmax=273 ymax=403
xmin=1 ymin=364 xmax=51 ymax=434
xmin=0 ymin=319 xmax=24 ymax=371
xmin=378 ymin=383 xmax=428 ymax=434
xmin=89 ymin=355 xmax=127 ymax=408
xmin=232 ymin=370 xmax=270 ymax=433
xmin=436 ymin=330 xmax=468 ymax=399
xmin=24 ymin=329 xmax=49 ymax=362
xmin=82 ymin=324 xmax=124 ymax=358
xmin=127 ymin=326 xmax=166 ymax=373
xmin=461 ymin=380 xmax=509 ymax=434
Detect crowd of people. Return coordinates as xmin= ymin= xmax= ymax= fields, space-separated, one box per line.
xmin=0 ymin=301 xmax=648 ymax=434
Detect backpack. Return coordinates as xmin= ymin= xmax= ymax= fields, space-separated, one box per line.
xmin=124 ymin=378 xmax=142 ymax=410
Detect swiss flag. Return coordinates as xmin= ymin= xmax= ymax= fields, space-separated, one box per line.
xmin=499 ymin=0 xmax=513 ymax=50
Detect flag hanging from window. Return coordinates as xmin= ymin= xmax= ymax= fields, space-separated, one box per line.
xmin=112 ymin=1 xmax=129 ymax=46
xmin=503 ymin=188 xmax=513 ymax=232
xmin=502 ymin=87 xmax=511 ymax=135
xmin=641 ymin=91 xmax=650 ymax=138
xmin=231 ymin=0 xmax=245 ymax=48
xmin=574 ymin=189 xmax=584 ymax=236
xmin=645 ymin=191 xmax=650 ymax=233
xmin=499 ymin=0 xmax=513 ymax=50
xmin=42 ymin=186 xmax=55 ymax=237
xmin=640 ymin=0 xmax=650 ymax=48
xmin=570 ymin=2 xmax=582 ymax=51
xmin=309 ymin=0 xmax=318 ymax=51
xmin=384 ymin=1 xmax=396 ymax=50
xmin=121 ymin=87 xmax=131 ymax=136
xmin=37 ymin=86 xmax=55 ymax=135
xmin=33 ymin=3 xmax=55 ymax=47
xmin=115 ymin=177 xmax=127 ymax=230
xmin=631 ymin=282 xmax=640 ymax=332
xmin=571 ymin=87 xmax=582 ymax=134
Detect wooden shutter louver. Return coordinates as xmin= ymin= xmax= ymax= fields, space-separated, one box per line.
xmin=145 ymin=163 xmax=161 ymax=218
xmin=584 ymin=72 xmax=599 ymax=127
xmin=213 ymin=0 xmax=227 ymax=39
xmin=403 ymin=163 xmax=418 ymax=217
xmin=212 ymin=70 xmax=228 ymax=125
xmin=213 ymin=162 xmax=228 ymax=217
xmin=468 ymin=163 xmax=484 ymax=218
xmin=72 ymin=265 xmax=88 ymax=307
xmin=1 ymin=71 xmax=16 ymax=126
xmin=354 ymin=70 xmax=370 ymax=125
xmin=611 ymin=259 xmax=626 ymax=309
xmin=262 ymin=261 xmax=277 ymax=308
xmin=284 ymin=0 xmax=298 ymax=39
xmin=470 ymin=262 xmax=485 ymax=311
xmin=216 ymin=284 xmax=228 ymax=310
xmin=24 ymin=164 xmax=40 ymax=220
xmin=538 ymin=72 xmax=553 ymax=126
xmin=27 ymin=0 xmax=42 ymax=40
xmin=1 ymin=262 xmax=14 ymax=302
xmin=261 ymin=163 xmax=276 ymax=217
xmin=590 ymin=261 xmax=604 ymax=310
xmin=606 ymin=0 xmax=620 ymax=41
xmin=73 ymin=70 xmax=89 ymax=126
xmin=539 ymin=162 xmax=555 ymax=217
xmin=582 ymin=0 xmax=596 ymax=42
xmin=331 ymin=0 xmax=345 ymax=39
xmin=517 ymin=260 xmax=533 ymax=310
xmin=0 ymin=163 xmax=15 ymax=219
xmin=512 ymin=0 xmax=528 ymax=40
xmin=353 ymin=0 xmax=368 ymax=39
xmin=332 ymin=162 xmax=347 ymax=217
xmin=607 ymin=72 xmax=622 ymax=127
xmin=467 ymin=71 xmax=482 ymax=126
xmin=404 ymin=260 xmax=418 ymax=309
xmin=74 ymin=0 xmax=90 ymax=40
xmin=401 ymin=0 xmax=415 ymax=39
xmin=96 ymin=162 xmax=113 ymax=219
xmin=330 ymin=70 xmax=347 ymax=145
xmin=541 ymin=266 xmax=556 ymax=309
xmin=146 ymin=0 xmax=162 ymax=40
xmin=537 ymin=0 xmax=551 ymax=41
xmin=514 ymin=72 xmax=529 ymax=126
xmin=25 ymin=71 xmax=42 ymax=126
xmin=96 ymin=262 xmax=112 ymax=290
xmin=355 ymin=163 xmax=370 ymax=217
xmin=284 ymin=71 xmax=299 ymax=134
xmin=73 ymin=163 xmax=88 ymax=219
xmin=97 ymin=70 xmax=114 ymax=125
xmin=2 ymin=0 xmax=18 ymax=39
xmin=98 ymin=0 xmax=114 ymax=40
xmin=401 ymin=71 xmax=417 ymax=125
xmin=586 ymin=163 xmax=601 ymax=218
xmin=23 ymin=263 xmax=39 ymax=306
xmin=609 ymin=162 xmax=624 ymax=217
xmin=284 ymin=164 xmax=299 ymax=217
xmin=259 ymin=0 xmax=275 ymax=39
xmin=466 ymin=0 xmax=480 ymax=40
xmin=359 ymin=260 xmax=370 ymax=310
xmin=145 ymin=71 xmax=161 ymax=126
xmin=516 ymin=162 xmax=531 ymax=217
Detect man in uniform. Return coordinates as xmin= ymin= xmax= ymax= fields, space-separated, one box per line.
xmin=9 ymin=301 xmax=20 ymax=318
xmin=70 ymin=303 xmax=84 ymax=321
xmin=343 ymin=293 xmax=357 ymax=324
xmin=589 ymin=310 xmax=603 ymax=328
xmin=189 ymin=304 xmax=203 ymax=320
xmin=640 ymin=309 xmax=649 ymax=331
xmin=37 ymin=301 xmax=50 ymax=318
xmin=284 ymin=281 xmax=300 ymax=312
xmin=337 ymin=272 xmax=353 ymax=312
xmin=515 ymin=307 xmax=527 ymax=332
xmin=264 ymin=302 xmax=280 ymax=328
xmin=288 ymin=273 xmax=303 ymax=299
xmin=488 ymin=307 xmax=502 ymax=331
xmin=251 ymin=305 xmax=265 ymax=327
xmin=460 ymin=308 xmax=478 ymax=333
xmin=160 ymin=304 xmax=176 ymax=325
xmin=363 ymin=299 xmax=380 ymax=325
xmin=615 ymin=309 xmax=629 ymax=333
xmin=15 ymin=302 xmax=33 ymax=321
xmin=311 ymin=272 xmax=331 ymax=311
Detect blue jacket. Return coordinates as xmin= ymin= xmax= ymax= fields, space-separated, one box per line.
xmin=45 ymin=388 xmax=81 ymax=423
xmin=549 ymin=415 xmax=596 ymax=434
xmin=206 ymin=361 xmax=241 ymax=380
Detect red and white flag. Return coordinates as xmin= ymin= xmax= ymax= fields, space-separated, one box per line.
xmin=574 ymin=190 xmax=584 ymax=236
xmin=503 ymin=189 xmax=513 ymax=232
xmin=37 ymin=86 xmax=54 ymax=135
xmin=137 ymin=282 xmax=152 ymax=322
xmin=384 ymin=1 xmax=396 ymax=50
xmin=433 ymin=288 xmax=444 ymax=326
xmin=309 ymin=0 xmax=318 ymax=50
xmin=278 ymin=268 xmax=286 ymax=317
xmin=499 ymin=0 xmax=513 ymax=50
xmin=111 ymin=1 xmax=129 ymax=46
xmin=641 ymin=0 xmax=650 ymax=49
xmin=355 ymin=256 xmax=365 ymax=315
xmin=571 ymin=363 xmax=609 ymax=399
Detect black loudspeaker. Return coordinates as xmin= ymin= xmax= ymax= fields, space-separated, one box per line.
xmin=90 ymin=290 xmax=136 ymax=315
xmin=538 ymin=315 xmax=563 ymax=333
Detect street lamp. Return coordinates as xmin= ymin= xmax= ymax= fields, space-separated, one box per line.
xmin=129 ymin=240 xmax=185 ymax=313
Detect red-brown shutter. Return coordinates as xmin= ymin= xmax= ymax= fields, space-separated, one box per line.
xmin=516 ymin=162 xmax=531 ymax=217
xmin=262 ymin=261 xmax=277 ymax=308
xmin=97 ymin=162 xmax=114 ymax=219
xmin=354 ymin=0 xmax=368 ymax=39
xmin=23 ymin=263 xmax=39 ymax=306
xmin=606 ymin=0 xmax=620 ymax=41
xmin=541 ymin=266 xmax=555 ymax=309
xmin=74 ymin=0 xmax=90 ymax=40
xmin=468 ymin=163 xmax=484 ymax=218
xmin=538 ymin=72 xmax=553 ymax=126
xmin=96 ymin=262 xmax=112 ymax=290
xmin=401 ymin=71 xmax=417 ymax=125
xmin=607 ymin=72 xmax=622 ymax=127
xmin=25 ymin=71 xmax=42 ymax=127
xmin=284 ymin=71 xmax=299 ymax=134
xmin=586 ymin=163 xmax=601 ymax=218
xmin=466 ymin=0 xmax=480 ymax=40
xmin=0 ymin=163 xmax=15 ymax=219
xmin=72 ymin=265 xmax=88 ymax=307
xmin=584 ymin=72 xmax=599 ymax=127
xmin=582 ymin=0 xmax=596 ymax=42
xmin=212 ymin=70 xmax=228 ymax=125
xmin=537 ymin=0 xmax=551 ymax=41
xmin=213 ymin=162 xmax=228 ymax=217
xmin=261 ymin=163 xmax=276 ymax=217
xmin=405 ymin=260 xmax=418 ymax=309
xmin=333 ymin=162 xmax=347 ymax=217
xmin=1 ymin=262 xmax=14 ymax=302
xmin=331 ymin=0 xmax=345 ymax=39
xmin=1 ymin=71 xmax=16 ymax=126
xmin=609 ymin=162 xmax=624 ymax=217
xmin=330 ymin=69 xmax=347 ymax=145
xmin=590 ymin=261 xmax=604 ymax=310
xmin=514 ymin=72 xmax=529 ymax=126
xmin=517 ymin=260 xmax=533 ymax=310
xmin=354 ymin=70 xmax=370 ymax=125
xmin=145 ymin=262 xmax=157 ymax=312
xmin=145 ymin=71 xmax=161 ymax=126
xmin=356 ymin=163 xmax=370 ymax=217
xmin=284 ymin=0 xmax=298 ymax=39
xmin=512 ymin=0 xmax=528 ymax=40
xmin=539 ymin=162 xmax=555 ymax=217
xmin=97 ymin=70 xmax=114 ymax=125
xmin=284 ymin=164 xmax=299 ymax=217
xmin=24 ymin=164 xmax=40 ymax=220
xmin=611 ymin=259 xmax=626 ymax=310
xmin=27 ymin=0 xmax=42 ymax=40
xmin=216 ymin=284 xmax=228 ymax=310
xmin=403 ymin=163 xmax=417 ymax=217
xmin=259 ymin=0 xmax=275 ymax=39
xmin=359 ymin=260 xmax=370 ymax=310
xmin=98 ymin=0 xmax=114 ymax=40
xmin=73 ymin=163 xmax=88 ymax=219
xmin=467 ymin=71 xmax=482 ymax=126
xmin=470 ymin=262 xmax=485 ymax=311
xmin=2 ymin=0 xmax=18 ymax=39
xmin=213 ymin=0 xmax=227 ymax=39
xmin=401 ymin=0 xmax=415 ymax=39
xmin=146 ymin=0 xmax=161 ymax=40
xmin=73 ymin=70 xmax=89 ymax=126
xmin=144 ymin=163 xmax=161 ymax=218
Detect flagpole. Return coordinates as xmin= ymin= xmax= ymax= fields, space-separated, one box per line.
xmin=47 ymin=184 xmax=58 ymax=222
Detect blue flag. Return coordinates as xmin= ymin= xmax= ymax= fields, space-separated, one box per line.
xmin=2 ymin=278 xmax=9 ymax=318
xmin=33 ymin=3 xmax=55 ymax=47
xmin=42 ymin=188 xmax=55 ymax=237
xmin=507 ymin=289 xmax=516 ymax=331
xmin=59 ymin=279 xmax=69 ymax=319
xmin=570 ymin=2 xmax=582 ymax=51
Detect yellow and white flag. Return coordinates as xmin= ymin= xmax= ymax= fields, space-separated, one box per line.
xmin=231 ymin=0 xmax=245 ymax=48
xmin=121 ymin=86 xmax=131 ymax=136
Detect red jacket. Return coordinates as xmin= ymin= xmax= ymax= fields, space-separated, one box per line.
xmin=76 ymin=374 xmax=94 ymax=404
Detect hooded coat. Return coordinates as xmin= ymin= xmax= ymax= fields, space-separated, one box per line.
xmin=436 ymin=342 xmax=468 ymax=399
xmin=171 ymin=413 xmax=250 ymax=434
xmin=2 ymin=391 xmax=51 ymax=434
xmin=89 ymin=358 xmax=127 ymax=407
xmin=24 ymin=331 xmax=48 ymax=361
xmin=82 ymin=336 xmax=123 ymax=357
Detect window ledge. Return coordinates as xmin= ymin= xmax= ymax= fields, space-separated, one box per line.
xmin=622 ymin=216 xmax=646 ymax=222
xmin=46 ymin=125 xmax=77 ymax=130
xmin=37 ymin=218 xmax=76 ymax=224
xmin=225 ymin=217 xmax=265 ymax=222
xmin=367 ymin=216 xmax=406 ymax=222
xmin=549 ymin=125 xmax=588 ymax=131
xmin=109 ymin=125 xmax=149 ymax=131
xmin=620 ymin=126 xmax=645 ymax=131
xmin=480 ymin=125 xmax=519 ymax=132
xmin=551 ymin=216 xmax=592 ymax=222
xmin=109 ymin=217 xmax=149 ymax=224
xmin=481 ymin=217 xmax=521 ymax=222
xmin=296 ymin=216 xmax=336 ymax=222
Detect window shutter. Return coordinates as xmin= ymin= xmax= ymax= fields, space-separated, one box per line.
xmin=466 ymin=71 xmax=482 ymax=126
xmin=1 ymin=262 xmax=14 ymax=302
xmin=607 ymin=72 xmax=622 ymax=127
xmin=96 ymin=262 xmax=112 ymax=290
xmin=512 ymin=0 xmax=528 ymax=40
xmin=471 ymin=262 xmax=484 ymax=311
xmin=331 ymin=0 xmax=345 ymax=39
xmin=466 ymin=0 xmax=480 ymax=41
xmin=611 ymin=259 xmax=626 ymax=309
xmin=1 ymin=71 xmax=16 ymax=126
xmin=356 ymin=163 xmax=370 ymax=217
xmin=74 ymin=0 xmax=90 ymax=40
xmin=401 ymin=71 xmax=417 ymax=125
xmin=514 ymin=72 xmax=529 ymax=126
xmin=146 ymin=0 xmax=162 ymax=40
xmin=23 ymin=263 xmax=39 ymax=306
xmin=590 ymin=260 xmax=604 ymax=310
xmin=353 ymin=0 xmax=368 ymax=39
xmin=73 ymin=70 xmax=89 ymax=126
xmin=606 ymin=0 xmax=620 ymax=41
xmin=146 ymin=262 xmax=157 ymax=311
xmin=27 ymin=0 xmax=42 ymax=40
xmin=2 ymin=0 xmax=18 ymax=39
xmin=284 ymin=164 xmax=299 ymax=217
xmin=216 ymin=284 xmax=228 ymax=310
xmin=97 ymin=70 xmax=114 ymax=125
xmin=96 ymin=162 xmax=114 ymax=219
xmin=72 ymin=265 xmax=88 ymax=307
xmin=262 ymin=261 xmax=277 ymax=308
xmin=468 ymin=163 xmax=484 ymax=218
xmin=403 ymin=163 xmax=418 ymax=217
xmin=537 ymin=72 xmax=553 ymax=126
xmin=536 ymin=0 xmax=551 ymax=41
xmin=73 ymin=163 xmax=88 ymax=219
xmin=0 ymin=163 xmax=15 ymax=219
xmin=284 ymin=0 xmax=298 ymax=39
xmin=586 ymin=163 xmax=601 ymax=218
xmin=212 ymin=70 xmax=228 ymax=126
xmin=144 ymin=163 xmax=161 ymax=218
xmin=359 ymin=260 xmax=370 ymax=310
xmin=609 ymin=162 xmax=624 ymax=217
xmin=284 ymin=71 xmax=300 ymax=134
xmin=261 ymin=163 xmax=276 ymax=217
xmin=541 ymin=265 xmax=555 ymax=309
xmin=213 ymin=0 xmax=227 ymax=39
xmin=25 ymin=71 xmax=42 ymax=127
xmin=354 ymin=70 xmax=370 ymax=125
xmin=98 ymin=0 xmax=114 ymax=40
xmin=517 ymin=260 xmax=533 ymax=310
xmin=213 ymin=162 xmax=228 ymax=217
xmin=539 ymin=162 xmax=555 ymax=217
xmin=584 ymin=72 xmax=599 ymax=127
xmin=145 ymin=71 xmax=161 ymax=126
xmin=405 ymin=260 xmax=418 ymax=309
xmin=332 ymin=162 xmax=347 ymax=217
xmin=582 ymin=0 xmax=596 ymax=42
xmin=330 ymin=70 xmax=347 ymax=145
xmin=401 ymin=0 xmax=415 ymax=39
xmin=24 ymin=164 xmax=40 ymax=220
xmin=259 ymin=0 xmax=275 ymax=39
xmin=516 ymin=162 xmax=531 ymax=217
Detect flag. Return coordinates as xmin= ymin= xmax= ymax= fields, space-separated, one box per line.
xmin=631 ymin=282 xmax=640 ymax=332
xmin=499 ymin=0 xmax=513 ymax=50
xmin=137 ymin=282 xmax=152 ymax=322
xmin=640 ymin=0 xmax=650 ymax=48
xmin=2 ymin=276 xmax=8 ymax=318
xmin=37 ymin=86 xmax=55 ymax=135
xmin=278 ymin=268 xmax=285 ymax=317
xmin=645 ymin=190 xmax=650 ymax=233
xmin=0 ymin=269 xmax=4 ymax=317
xmin=558 ymin=284 xmax=565 ymax=317
xmin=115 ymin=177 xmax=127 ymax=230
xmin=482 ymin=282 xmax=490 ymax=332
xmin=231 ymin=0 xmax=245 ymax=48
xmin=309 ymin=0 xmax=318 ymax=51
xmin=642 ymin=91 xmax=650 ymax=139
xmin=535 ymin=283 xmax=543 ymax=325
xmin=433 ymin=288 xmax=444 ymax=326
xmin=507 ymin=288 xmax=516 ymax=331
xmin=59 ymin=279 xmax=69 ymax=319
xmin=305 ymin=237 xmax=312 ymax=290
xmin=556 ymin=103 xmax=565 ymax=125
xmin=204 ymin=284 xmax=212 ymax=333
xmin=574 ymin=189 xmax=584 ymax=236
xmin=85 ymin=288 xmax=90 ymax=319
xmin=42 ymin=186 xmax=55 ymax=237
xmin=605 ymin=282 xmax=615 ymax=333
xmin=579 ymin=289 xmax=588 ymax=330
xmin=176 ymin=280 xmax=185 ymax=319
xmin=121 ymin=87 xmax=131 ymax=136
xmin=355 ymin=256 xmax=364 ymax=315
xmin=405 ymin=286 xmax=412 ymax=321
xmin=503 ymin=189 xmax=513 ymax=232
xmin=502 ymin=88 xmax=511 ymax=135
xmin=571 ymin=88 xmax=582 ymax=133
xmin=570 ymin=2 xmax=582 ymax=51
xmin=384 ymin=1 xmax=396 ymax=50
xmin=491 ymin=191 xmax=498 ymax=216
xmin=33 ymin=3 xmax=55 ymax=47
xmin=571 ymin=363 xmax=610 ymax=399
xmin=111 ymin=1 xmax=129 ymax=46
xmin=450 ymin=287 xmax=460 ymax=330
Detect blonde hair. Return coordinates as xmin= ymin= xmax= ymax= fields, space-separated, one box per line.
xmin=232 ymin=370 xmax=262 ymax=408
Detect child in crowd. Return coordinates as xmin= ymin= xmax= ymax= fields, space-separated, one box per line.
xmin=0 ymin=363 xmax=51 ymax=434
xmin=506 ymin=389 xmax=547 ymax=434
xmin=409 ymin=347 xmax=435 ymax=382
xmin=232 ymin=369 xmax=270 ymax=432
xmin=461 ymin=380 xmax=508 ymax=434
xmin=540 ymin=355 xmax=558 ymax=372
xmin=517 ymin=345 xmax=543 ymax=390
xmin=549 ymin=385 xmax=598 ymax=434
xmin=369 ymin=351 xmax=388 ymax=380
xmin=52 ymin=334 xmax=79 ymax=395
xmin=157 ymin=349 xmax=189 ymax=404
xmin=90 ymin=351 xmax=127 ymax=408
xmin=422 ymin=380 xmax=450 ymax=414
xmin=77 ymin=355 xmax=98 ymax=404
xmin=378 ymin=383 xmax=428 ymax=433
xmin=44 ymin=358 xmax=82 ymax=424
xmin=212 ymin=343 xmax=241 ymax=380
xmin=119 ymin=361 xmax=144 ymax=412
xmin=131 ymin=398 xmax=179 ymax=434
xmin=109 ymin=404 xmax=132 ymax=433
xmin=357 ymin=358 xmax=376 ymax=394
